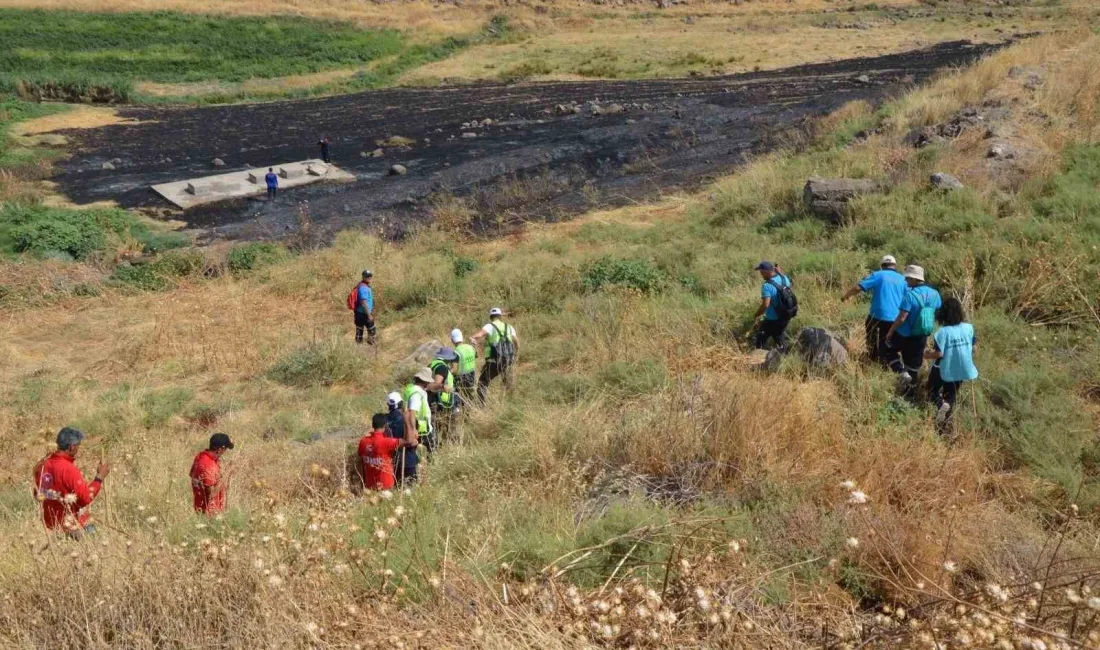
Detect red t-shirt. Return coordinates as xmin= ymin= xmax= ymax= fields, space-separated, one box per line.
xmin=190 ymin=450 xmax=225 ymax=514
xmin=358 ymin=431 xmax=401 ymax=490
xmin=32 ymin=451 xmax=102 ymax=531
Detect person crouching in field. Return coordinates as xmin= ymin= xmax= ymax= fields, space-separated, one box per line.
xmin=33 ymin=427 xmax=110 ymax=540
xmin=925 ymin=297 xmax=978 ymax=435
xmin=191 ymin=433 xmax=234 ymax=515
xmin=360 ymin=413 xmax=417 ymax=491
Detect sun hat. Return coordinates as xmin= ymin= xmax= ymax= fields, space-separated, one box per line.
xmin=56 ymin=427 xmax=84 ymax=451
xmin=450 ymin=328 xmax=463 ymax=344
xmin=880 ymin=255 xmax=897 ymax=266
xmin=414 ymin=367 xmax=434 ymax=383
xmin=386 ymin=391 xmax=403 ymax=407
xmin=436 ymin=347 xmax=458 ymax=362
xmin=753 ymin=261 xmax=775 ymax=272
xmin=902 ymin=265 xmax=925 ymax=281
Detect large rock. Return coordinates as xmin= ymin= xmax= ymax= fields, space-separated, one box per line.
xmin=930 ymin=172 xmax=964 ymax=191
xmin=796 ymin=327 xmax=848 ymax=369
xmin=398 ymin=339 xmax=443 ymax=373
xmin=803 ymin=177 xmax=880 ymax=222
xmin=389 ymin=164 xmax=407 ymax=176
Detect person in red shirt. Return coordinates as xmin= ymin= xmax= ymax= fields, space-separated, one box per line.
xmin=32 ymin=427 xmax=110 ymax=539
xmin=359 ymin=413 xmax=417 ymax=491
xmin=190 ymin=433 xmax=234 ymax=515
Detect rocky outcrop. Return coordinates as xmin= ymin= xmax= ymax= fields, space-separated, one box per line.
xmin=803 ymin=177 xmax=880 ymax=222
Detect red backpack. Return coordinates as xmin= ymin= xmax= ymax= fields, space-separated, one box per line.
xmin=346 ymin=282 xmax=363 ymax=311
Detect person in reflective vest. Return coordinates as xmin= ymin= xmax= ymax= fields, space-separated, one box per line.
xmin=403 ymin=367 xmax=434 ymax=453
xmin=470 ymin=307 xmax=519 ymax=404
xmin=451 ymin=328 xmax=478 ymax=403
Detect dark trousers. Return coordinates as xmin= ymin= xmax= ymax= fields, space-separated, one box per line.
xmin=456 ymin=372 xmax=476 ymax=402
xmin=267 ymin=186 xmax=277 ymax=200
xmin=393 ymin=448 xmax=418 ymax=484
xmin=864 ymin=317 xmax=892 ymax=364
xmin=477 ymin=360 xmax=511 ymax=403
xmin=887 ymin=334 xmax=927 ymax=399
xmin=354 ymin=311 xmax=376 ymax=344
xmin=754 ymin=318 xmax=790 ymax=351
xmin=320 ymin=147 xmax=330 ymax=163
xmin=927 ymin=366 xmax=961 ymax=431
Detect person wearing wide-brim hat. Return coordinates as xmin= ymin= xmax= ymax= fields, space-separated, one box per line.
xmin=884 ymin=264 xmax=943 ymax=399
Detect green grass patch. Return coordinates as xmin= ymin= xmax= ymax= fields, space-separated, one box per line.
xmin=267 ymin=340 xmax=367 ymax=388
xmin=0 ymin=204 xmax=188 ymax=260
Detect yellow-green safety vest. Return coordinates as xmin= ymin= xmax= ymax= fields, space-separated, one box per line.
xmin=402 ymin=384 xmax=432 ymax=434
xmin=429 ymin=359 xmax=455 ymax=408
xmin=454 ymin=343 xmax=477 ymax=375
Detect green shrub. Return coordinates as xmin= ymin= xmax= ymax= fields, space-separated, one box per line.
xmin=267 ymin=340 xmax=366 ymax=388
xmin=110 ymin=264 xmax=171 ymax=291
xmin=227 ymin=242 xmax=288 ymax=273
xmin=139 ymin=387 xmax=194 ymax=428
xmin=581 ymin=257 xmax=666 ymax=294
xmin=596 ymin=360 xmax=668 ymax=397
xmin=452 ymin=256 xmax=479 ymax=278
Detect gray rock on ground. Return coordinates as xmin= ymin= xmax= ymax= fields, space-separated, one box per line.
xmin=987 ymin=142 xmax=1015 ymax=160
xmin=101 ymin=161 xmax=115 ymax=170
xmin=389 ymin=164 xmax=408 ymax=176
xmin=797 ymin=327 xmax=849 ymax=368
xmin=212 ymin=158 xmax=226 ymax=168
xmin=803 ymin=177 xmax=880 ymax=222
xmin=930 ymin=172 xmax=964 ymax=191
xmin=397 ymin=339 xmax=444 ymax=374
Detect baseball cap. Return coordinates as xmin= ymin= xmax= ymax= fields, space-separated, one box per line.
xmin=436 ymin=347 xmax=458 ymax=362
xmin=56 ymin=427 xmax=85 ymax=451
xmin=450 ymin=328 xmax=463 ymax=344
xmin=414 ymin=367 xmax=434 ymax=383
xmin=386 ymin=391 xmax=403 ymax=407
xmin=880 ymin=255 xmax=897 ymax=266
xmin=209 ymin=433 xmax=235 ymax=450
xmin=902 ymin=265 xmax=925 ymax=281
xmin=753 ymin=261 xmax=775 ymax=272
xmin=362 ymin=269 xmax=373 ymax=279
xmin=489 ymin=307 xmax=503 ymax=317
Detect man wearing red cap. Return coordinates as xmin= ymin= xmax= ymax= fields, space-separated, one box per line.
xmin=190 ymin=433 xmax=234 ymax=515
xmin=32 ymin=426 xmax=110 ymax=539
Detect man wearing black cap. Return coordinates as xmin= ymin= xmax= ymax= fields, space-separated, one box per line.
xmin=352 ymin=270 xmax=376 ymax=345
xmin=190 ymin=433 xmax=234 ymax=515
xmin=751 ymin=261 xmax=793 ymax=351
xmin=32 ymin=426 xmax=109 ymax=539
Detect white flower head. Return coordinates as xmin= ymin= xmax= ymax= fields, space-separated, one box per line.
xmin=1088 ymin=596 xmax=1100 ymax=611
xmin=848 ymin=490 xmax=869 ymax=505
xmin=380 ymin=490 xmax=394 ymax=500
xmin=845 ymin=537 xmax=860 ymax=549
xmin=62 ymin=493 xmax=78 ymax=505
xmin=840 ymin=480 xmax=857 ymax=491
xmin=942 ymin=560 xmax=957 ymax=573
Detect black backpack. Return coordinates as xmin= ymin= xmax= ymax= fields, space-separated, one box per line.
xmin=490 ymin=321 xmax=517 ymax=365
xmin=767 ymin=276 xmax=799 ymax=320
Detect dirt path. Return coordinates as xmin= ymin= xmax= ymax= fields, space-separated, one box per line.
xmin=51 ymin=41 xmax=998 ymax=242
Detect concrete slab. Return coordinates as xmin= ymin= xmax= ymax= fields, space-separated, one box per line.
xmin=152 ymin=159 xmax=354 ymax=209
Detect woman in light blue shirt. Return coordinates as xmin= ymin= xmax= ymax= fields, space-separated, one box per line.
xmin=924 ymin=297 xmax=978 ymax=434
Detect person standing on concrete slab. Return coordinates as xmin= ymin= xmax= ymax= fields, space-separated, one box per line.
xmin=841 ymin=254 xmax=906 ymax=364
xmin=264 ymin=167 xmax=278 ymax=201
xmin=884 ymin=264 xmax=942 ymax=399
xmin=318 ymin=136 xmax=331 ymax=164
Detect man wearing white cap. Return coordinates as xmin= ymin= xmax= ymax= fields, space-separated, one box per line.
xmin=884 ymin=264 xmax=942 ymax=398
xmin=469 ymin=307 xmax=520 ymax=403
xmin=451 ymin=329 xmax=479 ymax=403
xmin=385 ymin=392 xmax=417 ymax=483
xmin=841 ymin=254 xmax=907 ymax=364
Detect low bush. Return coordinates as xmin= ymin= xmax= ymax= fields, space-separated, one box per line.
xmin=581 ymin=256 xmax=666 ymax=294
xmin=227 ymin=242 xmax=289 ymax=273
xmin=266 ymin=340 xmax=366 ymax=388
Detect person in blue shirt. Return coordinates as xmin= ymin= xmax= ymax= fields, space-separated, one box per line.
xmin=924 ymin=297 xmax=978 ymax=435
xmin=751 ymin=261 xmax=793 ymax=351
xmin=354 ymin=270 xmax=376 ymax=345
xmin=264 ymin=167 xmax=278 ymax=201
xmin=884 ymin=264 xmax=942 ymax=399
xmin=384 ymin=392 xmax=418 ymax=484
xmin=841 ymin=254 xmax=906 ymax=364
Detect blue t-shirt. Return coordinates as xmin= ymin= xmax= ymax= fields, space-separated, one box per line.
xmin=933 ymin=323 xmax=978 ymax=382
xmin=264 ymin=172 xmax=278 ymax=188
xmin=897 ymin=284 xmax=942 ymax=337
xmin=761 ymin=274 xmax=791 ymax=321
xmin=858 ymin=269 xmax=907 ymax=322
xmin=357 ymin=283 xmax=373 ymax=314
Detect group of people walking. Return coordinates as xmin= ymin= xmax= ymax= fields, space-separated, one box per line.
xmin=752 ymin=254 xmax=979 ymax=433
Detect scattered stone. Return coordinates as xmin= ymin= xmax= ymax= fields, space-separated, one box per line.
xmin=398 ymin=339 xmax=444 ymax=374
xmin=1024 ymin=72 xmax=1044 ymax=91
xmin=371 ymin=148 xmax=385 ymax=157
xmin=389 ymin=164 xmax=407 ymax=176
xmin=212 ymin=158 xmax=226 ymax=168
xmin=683 ymin=15 xmax=695 ymax=24
xmin=930 ymin=172 xmax=964 ymax=191
xmin=110 ymin=158 xmax=122 ymax=164
xmin=855 ymin=74 xmax=872 ymax=84
xmin=604 ymin=103 xmax=625 ymax=115
xmin=803 ymin=177 xmax=880 ymax=222
xmin=481 ymin=118 xmax=494 ymax=127
xmin=797 ymin=328 xmax=849 ymax=369
xmin=987 ymin=142 xmax=1015 ymax=160
xmin=461 ymin=132 xmax=478 ymax=139
xmin=101 ymin=161 xmax=115 ymax=170
xmin=360 ymin=151 xmax=369 ymax=158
